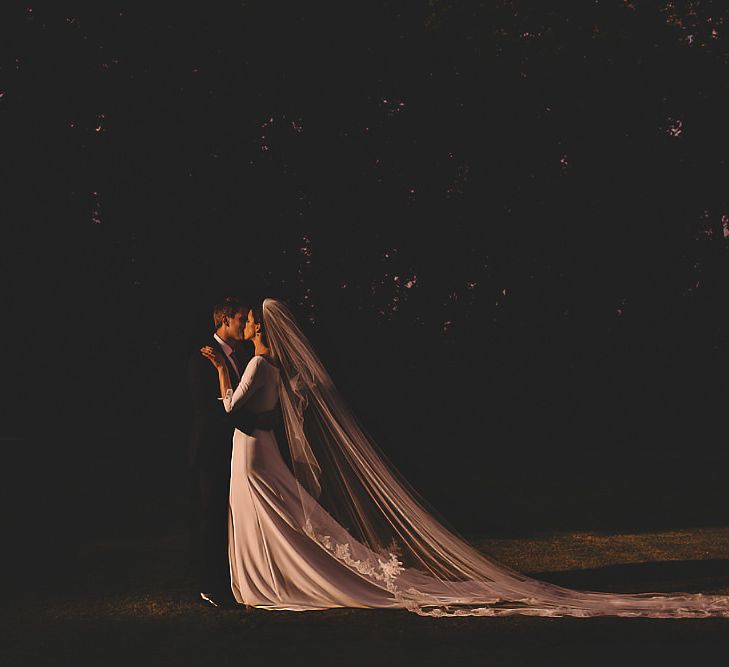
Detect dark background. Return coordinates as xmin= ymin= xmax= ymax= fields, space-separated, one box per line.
xmin=2 ymin=2 xmax=729 ymax=584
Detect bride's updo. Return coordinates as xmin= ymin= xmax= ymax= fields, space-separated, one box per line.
xmin=250 ymin=303 xmax=268 ymax=346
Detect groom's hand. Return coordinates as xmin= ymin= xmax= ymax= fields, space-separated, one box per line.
xmin=255 ymin=408 xmax=281 ymax=431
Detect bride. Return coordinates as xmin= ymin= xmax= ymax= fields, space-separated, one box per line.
xmin=200 ymin=298 xmax=729 ymax=617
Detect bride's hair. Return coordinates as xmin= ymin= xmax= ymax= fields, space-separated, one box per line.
xmin=250 ymin=303 xmax=268 ymax=346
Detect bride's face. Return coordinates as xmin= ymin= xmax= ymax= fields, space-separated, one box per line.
xmin=244 ymin=309 xmax=257 ymax=341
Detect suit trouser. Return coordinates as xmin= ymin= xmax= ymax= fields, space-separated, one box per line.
xmin=191 ymin=462 xmax=231 ymax=593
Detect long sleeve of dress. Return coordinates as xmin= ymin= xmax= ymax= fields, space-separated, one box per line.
xmin=223 ymin=355 xmax=265 ymax=413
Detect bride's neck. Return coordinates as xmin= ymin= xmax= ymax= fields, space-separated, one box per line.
xmin=253 ymin=338 xmax=270 ymax=357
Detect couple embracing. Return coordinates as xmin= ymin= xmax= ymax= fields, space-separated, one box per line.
xmin=188 ymin=297 xmax=276 ymax=608
xmin=187 ymin=297 xmax=729 ymax=618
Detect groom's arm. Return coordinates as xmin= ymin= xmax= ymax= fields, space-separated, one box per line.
xmin=253 ymin=406 xmax=282 ymax=431
xmin=227 ymin=405 xmax=257 ymax=436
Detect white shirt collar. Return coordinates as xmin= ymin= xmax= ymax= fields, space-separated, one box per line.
xmin=213 ymin=333 xmax=233 ymax=356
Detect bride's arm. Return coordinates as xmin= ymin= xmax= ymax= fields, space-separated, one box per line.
xmin=222 ymin=356 xmax=264 ymax=413
xmin=200 ymin=348 xmax=264 ymax=414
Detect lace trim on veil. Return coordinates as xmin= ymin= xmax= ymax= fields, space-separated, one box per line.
xmin=302 ymin=518 xmax=434 ymax=612
xmin=302 ymin=519 xmax=402 ymax=588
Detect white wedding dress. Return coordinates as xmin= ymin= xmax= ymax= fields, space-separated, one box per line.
xmin=218 ymin=299 xmax=729 ymax=618
xmin=225 ymin=355 xmax=401 ymax=610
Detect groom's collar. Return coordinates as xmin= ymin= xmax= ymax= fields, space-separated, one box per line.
xmin=213 ymin=333 xmax=233 ymax=355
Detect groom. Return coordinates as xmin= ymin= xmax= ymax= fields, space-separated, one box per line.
xmin=188 ymin=295 xmax=274 ymax=608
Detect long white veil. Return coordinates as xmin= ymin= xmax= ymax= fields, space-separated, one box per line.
xmin=263 ymin=297 xmax=729 ymax=617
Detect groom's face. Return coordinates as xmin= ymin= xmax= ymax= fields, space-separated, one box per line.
xmin=224 ymin=310 xmax=246 ymax=342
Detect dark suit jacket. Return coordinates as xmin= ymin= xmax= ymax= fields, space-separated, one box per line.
xmin=188 ymin=337 xmax=255 ymax=470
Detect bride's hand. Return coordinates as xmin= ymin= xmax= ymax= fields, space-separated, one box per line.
xmin=200 ymin=346 xmax=226 ymax=370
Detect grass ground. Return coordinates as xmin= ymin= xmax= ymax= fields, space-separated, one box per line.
xmin=5 ymin=526 xmax=729 ymax=666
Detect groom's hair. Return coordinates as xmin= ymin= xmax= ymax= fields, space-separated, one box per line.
xmin=213 ymin=296 xmax=247 ymax=329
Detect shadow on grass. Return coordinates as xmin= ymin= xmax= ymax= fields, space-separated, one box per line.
xmin=6 ymin=600 xmax=729 ymax=667
xmin=6 ymin=531 xmax=729 ymax=666
xmin=535 ymin=559 xmax=729 ymax=594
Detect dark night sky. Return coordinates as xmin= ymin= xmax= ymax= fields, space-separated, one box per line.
xmin=2 ymin=2 xmax=729 ymax=544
